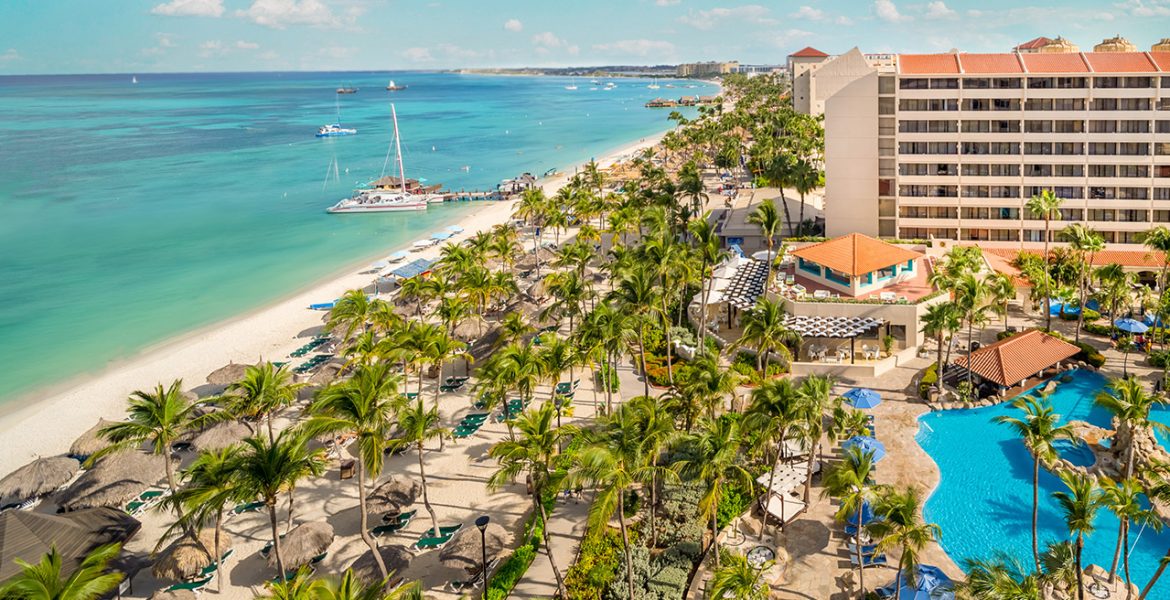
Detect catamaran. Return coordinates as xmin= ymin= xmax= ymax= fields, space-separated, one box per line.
xmin=316 ymin=96 xmax=357 ymax=137
xmin=386 ymin=80 xmax=408 ymax=91
xmin=327 ymin=104 xmax=433 ymax=214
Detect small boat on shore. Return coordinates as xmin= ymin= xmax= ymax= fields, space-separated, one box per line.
xmin=386 ymin=80 xmax=408 ymax=91
xmin=336 ymin=87 xmax=358 ymax=94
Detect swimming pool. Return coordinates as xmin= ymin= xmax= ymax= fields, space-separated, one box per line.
xmin=917 ymin=369 xmax=1170 ymax=593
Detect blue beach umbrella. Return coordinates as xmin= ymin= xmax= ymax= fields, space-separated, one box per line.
xmin=848 ymin=500 xmax=876 ymax=526
xmin=843 ymin=388 xmax=882 ymax=409
xmin=843 ymin=435 xmax=886 ymax=462
xmin=446 ymin=225 xmax=464 ymax=233
xmin=1114 ymin=318 xmax=1149 ymax=334
xmin=431 ymin=231 xmax=453 ymax=241
xmin=876 ymin=564 xmax=954 ymax=600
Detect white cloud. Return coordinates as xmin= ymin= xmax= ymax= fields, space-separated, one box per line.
xmin=142 ymin=33 xmax=177 ymax=56
xmin=592 ymin=39 xmax=676 ymax=57
xmin=198 ymin=40 xmax=224 ymax=57
xmin=236 ymin=0 xmax=338 ymax=29
xmin=402 ymin=47 xmax=434 ymax=62
xmin=1117 ymin=0 xmax=1170 ymax=16
xmin=259 ymin=50 xmax=280 ymax=60
xmin=766 ymin=29 xmax=814 ymax=48
xmin=530 ymin=31 xmax=579 ymax=55
xmin=678 ymin=5 xmax=777 ymax=30
xmin=790 ymin=6 xmax=825 ymax=20
xmin=503 ymin=18 xmax=523 ymax=32
xmin=835 ymin=15 xmax=854 ymax=25
xmin=924 ymin=1 xmax=956 ymax=19
xmin=655 ymin=0 xmax=681 ymax=5
xmin=874 ymin=0 xmax=909 ymax=22
xmin=0 ymin=48 xmax=20 ymax=64
xmin=235 ymin=40 xmax=260 ymax=50
xmin=151 ymin=0 xmax=224 ymax=17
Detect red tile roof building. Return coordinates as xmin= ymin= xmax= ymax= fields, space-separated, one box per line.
xmin=953 ymin=329 xmax=1080 ymax=387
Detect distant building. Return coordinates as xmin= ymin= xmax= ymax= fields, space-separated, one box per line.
xmin=709 ymin=196 xmax=824 ymax=250
xmin=1013 ymin=36 xmax=1053 ymax=53
xmin=676 ymin=61 xmax=739 ymax=77
xmin=734 ymin=64 xmax=785 ymax=77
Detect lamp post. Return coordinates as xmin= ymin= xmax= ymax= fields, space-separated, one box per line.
xmin=475 ymin=515 xmax=490 ymax=594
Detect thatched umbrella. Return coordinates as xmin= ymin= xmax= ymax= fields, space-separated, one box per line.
xmin=269 ymin=521 xmax=333 ymax=569
xmin=69 ymin=419 xmax=116 ymax=459
xmin=56 ymin=451 xmax=176 ymax=512
xmin=349 ymin=545 xmax=412 ymax=583
xmin=0 ymin=456 xmax=79 ymax=503
xmin=191 ymin=421 xmax=252 ymax=452
xmin=366 ymin=476 xmax=421 ymax=516
xmin=206 ymin=362 xmax=251 ymax=386
xmin=153 ymin=529 xmax=232 ymax=582
xmin=526 ymin=280 xmax=548 ymax=301
xmin=310 ymin=362 xmax=345 ymax=386
xmin=452 ymin=316 xmax=489 ymax=343
xmin=439 ymin=523 xmax=510 ymax=572
xmin=151 ymin=590 xmax=195 ymax=600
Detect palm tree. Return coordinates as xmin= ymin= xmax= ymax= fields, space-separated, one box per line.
xmin=744 ymin=378 xmax=802 ymax=533
xmin=674 ymin=417 xmax=752 ymax=569
xmin=305 ymin=362 xmax=402 ymax=580
xmin=823 ymin=445 xmax=880 ymax=600
xmin=953 ymin=273 xmax=989 ymax=389
xmin=734 ymin=298 xmax=800 ymax=374
xmin=957 ymin=554 xmax=1041 ymax=600
xmin=984 ymin=272 xmax=1017 ymax=335
xmin=494 ymin=342 xmax=545 ymax=424
xmin=746 ymin=199 xmax=782 ymax=290
xmin=236 ymin=431 xmax=327 ymax=581
xmin=227 ymin=362 xmax=307 ymax=442
xmin=309 ymin=570 xmax=426 ymax=600
xmin=390 ymin=398 xmax=447 ymax=538
xmin=328 ymin=289 xmax=374 ymax=343
xmin=920 ymin=302 xmax=959 ymax=390
xmin=1053 ymin=471 xmax=1104 ymax=600
xmin=98 ymin=379 xmax=216 ymax=494
xmin=706 ymin=551 xmax=769 ymax=600
xmin=796 ymin=374 xmax=832 ymax=502
xmin=870 ymin=487 xmax=942 ymax=600
xmin=689 ymin=215 xmax=725 ymax=349
xmin=790 ymin=158 xmax=823 ymax=235
xmin=164 ymin=446 xmax=244 ymax=592
xmin=1144 ymin=226 xmax=1170 ymax=345
xmin=0 ymin=543 xmax=123 ymax=600
xmin=1065 ymin=224 xmax=1105 ymax=344
xmin=677 ymin=161 xmax=708 ymax=215
xmin=1025 ymin=189 xmax=1064 ymax=329
xmin=1101 ymin=477 xmax=1160 ymax=591
xmin=993 ymin=394 xmax=1077 ymax=571
xmin=487 ymin=403 xmax=576 ymax=598
xmin=611 ymin=263 xmax=660 ymax=397
xmin=1096 ymin=377 xmax=1168 ymax=478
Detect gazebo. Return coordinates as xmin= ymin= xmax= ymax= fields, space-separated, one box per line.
xmin=790 ymin=233 xmax=923 ymax=298
xmin=784 ymin=316 xmax=886 ymax=364
xmin=950 ymin=329 xmax=1080 ymax=396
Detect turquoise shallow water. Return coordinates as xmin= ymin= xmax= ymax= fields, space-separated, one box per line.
xmin=0 ymin=71 xmax=715 ymax=403
xmin=917 ymin=370 xmax=1170 ymax=593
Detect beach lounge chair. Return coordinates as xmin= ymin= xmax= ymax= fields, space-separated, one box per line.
xmin=382 ymin=509 xmax=417 ymax=524
xmin=228 ymin=500 xmax=265 ymax=517
xmin=849 ymin=553 xmax=887 ymax=568
xmin=271 ymin=567 xmax=314 ymax=584
xmin=453 ymin=424 xmax=482 ymax=439
xmin=166 ymin=576 xmax=213 ymax=593
xmin=372 ymin=511 xmax=417 ymax=536
xmin=412 ymin=534 xmax=454 ymax=551
xmin=197 ymin=549 xmax=234 ymax=578
xmin=845 ymin=543 xmax=878 ymax=555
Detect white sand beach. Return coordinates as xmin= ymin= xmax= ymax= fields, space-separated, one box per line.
xmin=0 ymin=132 xmax=665 ymax=479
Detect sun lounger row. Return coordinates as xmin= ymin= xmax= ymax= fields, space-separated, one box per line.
xmin=228 ymin=500 xmax=265 ymax=517
xmin=554 ymin=380 xmax=580 ymax=395
xmin=125 ymin=488 xmax=169 ymax=516
xmin=439 ymin=377 xmax=469 ymax=393
xmin=372 ymin=509 xmax=417 ymax=537
xmin=290 ymin=337 xmax=329 ymax=357
xmin=453 ymin=413 xmax=488 ymax=439
xmin=294 ymin=354 xmax=333 ymax=374
xmin=411 ymin=523 xmax=463 ymax=551
xmin=495 ymin=398 xmax=529 ymax=421
xmin=163 ymin=549 xmax=233 ymax=593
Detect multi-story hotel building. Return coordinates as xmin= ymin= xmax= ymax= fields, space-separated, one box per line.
xmin=791 ymin=38 xmax=1170 ymax=246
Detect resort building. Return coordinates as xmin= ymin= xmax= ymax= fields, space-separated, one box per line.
xmin=676 ymin=61 xmax=740 ymax=77
xmin=789 ymin=37 xmax=1170 ymax=247
xmin=789 ymin=233 xmax=923 ymax=298
xmin=708 ymin=197 xmax=824 ymax=251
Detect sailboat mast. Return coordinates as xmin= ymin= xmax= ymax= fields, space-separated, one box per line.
xmin=391 ymin=104 xmax=407 ymax=194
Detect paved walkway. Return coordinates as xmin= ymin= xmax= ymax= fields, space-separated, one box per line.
xmin=511 ymin=492 xmax=593 ymax=599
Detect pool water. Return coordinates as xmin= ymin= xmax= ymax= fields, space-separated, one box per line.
xmin=917 ymin=370 xmax=1170 ymax=593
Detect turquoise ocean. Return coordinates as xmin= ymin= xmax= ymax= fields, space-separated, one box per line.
xmin=0 ymin=71 xmax=715 ymax=404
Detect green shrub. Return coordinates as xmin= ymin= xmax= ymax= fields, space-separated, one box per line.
xmin=996 ymin=331 xmax=1016 ymax=341
xmin=595 ymin=363 xmax=620 ymax=393
xmin=919 ymin=363 xmax=939 ymax=399
xmin=486 ymin=544 xmax=534 ymax=600
xmin=1084 ymin=322 xmax=1113 ymax=336
xmin=716 ymin=483 xmax=752 ymax=529
xmin=566 ymin=528 xmax=625 ymax=600
xmin=1149 ymin=350 xmax=1170 ymax=368
xmin=1082 ymin=308 xmax=1101 ymax=321
xmin=1073 ymin=341 xmax=1106 ymax=369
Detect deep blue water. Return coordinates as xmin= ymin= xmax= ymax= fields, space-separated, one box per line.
xmin=918 ymin=370 xmax=1170 ymax=593
xmin=0 ymin=71 xmax=715 ymax=402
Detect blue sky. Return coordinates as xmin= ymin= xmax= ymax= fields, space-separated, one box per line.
xmin=0 ymin=0 xmax=1167 ymax=74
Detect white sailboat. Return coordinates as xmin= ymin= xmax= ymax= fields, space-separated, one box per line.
xmin=316 ymin=95 xmax=357 ymax=137
xmin=131 ymin=76 xmax=138 ymax=84
xmin=327 ymin=104 xmax=431 ymax=214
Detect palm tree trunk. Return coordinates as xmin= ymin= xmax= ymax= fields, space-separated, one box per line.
xmin=1077 ymin=536 xmax=1086 ymax=600
xmin=803 ymin=437 xmax=819 ymax=504
xmin=1139 ymin=553 xmax=1167 ymax=599
xmin=798 ymin=192 xmax=807 ymax=235
xmin=1032 ymin=458 xmax=1041 ymax=572
xmin=163 ymin=450 xmax=177 ymax=495
xmin=894 ymin=564 xmax=904 ymax=600
xmin=935 ymin=332 xmax=945 ymax=392
xmin=1124 ymin=522 xmax=1134 ymax=600
xmin=418 ymin=443 xmax=439 ymax=536
xmin=267 ymin=414 xmax=276 ymax=443
xmin=1110 ymin=518 xmax=1126 ymax=583
xmin=268 ymin=502 xmax=287 ymax=580
xmin=966 ymin=318 xmax=975 ymax=389
xmin=285 ymin=488 xmax=295 ymax=533
xmin=762 ymin=437 xmax=784 ymax=537
xmin=649 ymin=472 xmax=658 ymax=549
xmin=537 ymin=496 xmax=566 ymax=598
xmin=214 ymin=512 xmax=225 ymax=592
xmin=711 ymin=508 xmax=721 ymax=569
xmin=618 ymin=497 xmax=636 ymax=600
xmin=661 ymin=297 xmax=674 ymax=386
xmin=638 ymin=324 xmax=649 ymax=397
xmin=698 ymin=257 xmax=712 ymax=348
xmin=434 ymin=369 xmax=445 ymax=452
xmin=357 ymin=465 xmax=388 ymax=579
xmin=856 ymin=508 xmax=865 ymax=599
xmin=1044 ymin=218 xmax=1053 ymax=330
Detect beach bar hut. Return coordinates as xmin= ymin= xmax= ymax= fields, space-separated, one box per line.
xmin=950 ymin=329 xmax=1080 ymax=397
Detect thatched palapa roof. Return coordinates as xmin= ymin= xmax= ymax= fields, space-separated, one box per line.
xmin=153 ymin=529 xmax=232 ymax=582
xmin=269 ymin=521 xmax=333 ymax=569
xmin=206 ymin=362 xmax=252 ymax=386
xmin=56 ymin=451 xmax=175 ymax=512
xmin=0 ymin=456 xmax=79 ymax=503
xmin=439 ymin=523 xmax=510 ymax=572
xmin=349 ymin=544 xmax=412 ymax=583
xmin=0 ymin=508 xmax=141 ymax=581
xmin=366 ymin=476 xmax=421 ymax=516
xmin=69 ymin=419 xmax=117 ymax=459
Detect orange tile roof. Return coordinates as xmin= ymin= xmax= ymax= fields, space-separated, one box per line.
xmin=953 ymin=329 xmax=1080 ymax=387
xmin=1015 ymin=37 xmax=1053 ymax=50
xmin=983 ymin=248 xmax=1167 ymax=269
xmin=1082 ymin=52 xmax=1159 ymax=73
xmin=1019 ymin=52 xmax=1091 ymax=73
xmin=790 ymin=46 xmax=829 ymax=58
xmin=1152 ymin=52 xmax=1170 ymax=71
xmin=790 ymin=233 xmax=923 ymax=277
xmin=899 ymin=53 xmax=961 ymax=74
xmin=958 ymin=53 xmax=1024 ymax=74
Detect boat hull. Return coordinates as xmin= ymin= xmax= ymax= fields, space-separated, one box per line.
xmin=327 ymin=203 xmax=428 ymax=214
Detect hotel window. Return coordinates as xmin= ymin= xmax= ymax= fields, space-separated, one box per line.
xmin=899 ymin=142 xmax=957 ymax=155
xmin=1163 ymin=77 xmax=1170 ymax=88
xmin=992 ymin=119 xmax=1020 ymax=132
xmin=1123 ymin=77 xmax=1154 ymax=89
xmin=1028 ymin=77 xmax=1054 ymax=89
xmin=899 ymin=163 xmax=956 ymax=176
xmin=1120 ymin=98 xmax=1152 ymax=111
xmin=1118 ymin=209 xmax=1148 ymax=222
xmin=930 ymin=78 xmax=959 ymax=89
xmin=1025 ymin=120 xmax=1053 ymax=133
xmin=962 ymin=164 xmax=1020 ymax=176
xmin=1120 ymin=143 xmax=1149 ymax=156
xmin=1157 ymin=121 xmax=1170 ymax=134
xmin=1089 ymin=142 xmax=1117 ymax=156
xmin=1051 ymin=186 xmax=1084 ymax=199
xmin=879 ymin=97 xmax=896 ymax=115
xmin=1090 ymin=120 xmax=1117 ymax=133
xmin=1054 ymin=98 xmax=1085 ymax=111
xmin=963 ymin=186 xmax=990 ymax=198
xmin=1158 ymin=99 xmax=1170 ymax=111
xmin=1057 ymin=77 xmax=1087 ymax=89
xmin=1156 ymin=189 xmax=1170 ymax=201
xmin=1059 ymin=208 xmax=1084 ymax=220
xmin=1119 ymin=188 xmax=1149 ymax=200
xmin=1092 ymin=98 xmax=1119 ymax=111
xmin=963 ymin=78 xmax=989 ymax=89
xmin=798 ymin=258 xmax=821 ymax=276
xmin=1026 ymin=98 xmax=1053 ymax=111
xmin=1094 ymin=77 xmax=1120 ymax=89
xmin=879 ymin=76 xmax=896 ymax=94
xmin=1156 ymin=143 xmax=1170 ymax=156
xmin=963 ymin=99 xmax=990 ymax=111
xmin=962 ymin=120 xmax=991 ymax=133
xmin=1159 ymin=166 xmax=1170 ymax=178
xmin=825 ymin=269 xmax=851 ymax=285
xmin=1025 ymin=164 xmax=1052 ymax=177
xmin=1053 ymin=165 xmax=1083 ymax=178
xmin=876 ymin=266 xmax=896 ymax=280
xmin=900 ymin=78 xmax=930 ymax=90
xmin=878 ymin=179 xmax=895 ymax=196
xmin=1117 ymin=232 xmax=1143 ymax=244
xmin=1089 ymin=164 xmax=1116 ymax=177
xmin=1119 ymin=165 xmax=1149 ymax=178
xmin=899 ymin=120 xmax=958 ymax=133
xmin=1088 ymin=209 xmax=1115 ymax=221
xmin=1156 ymin=210 xmax=1170 ymax=222
xmin=1053 ymin=120 xmax=1083 ymax=133
xmin=991 ymin=186 xmax=1019 ymax=198
xmin=1054 ymin=142 xmax=1083 ymax=155
xmin=1090 ymin=187 xmax=1116 ymax=200
xmin=992 ymin=78 xmax=1022 ymax=89
xmin=899 ymin=99 xmax=957 ymax=111
xmin=1024 ymin=143 xmax=1053 ymax=155
xmin=1119 ymin=120 xmax=1150 ymax=134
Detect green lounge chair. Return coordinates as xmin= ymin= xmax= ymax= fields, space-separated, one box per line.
xmin=197 ymin=549 xmax=234 ymax=578
xmin=271 ymin=567 xmax=314 ymax=584
xmin=412 ymin=534 xmax=452 ymax=551
xmin=453 ymin=426 xmax=481 ymax=439
xmin=229 ymin=501 xmax=265 ymax=516
xmin=424 ymin=523 xmax=463 ymax=537
xmin=166 ymin=577 xmax=213 ymax=593
xmin=310 ymin=552 xmax=327 ymax=564
xmin=371 ymin=522 xmax=407 ymax=537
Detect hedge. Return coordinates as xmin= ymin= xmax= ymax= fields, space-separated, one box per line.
xmin=919 ymin=363 xmax=939 ymax=400
xmin=1149 ymin=350 xmax=1170 ymax=369
xmin=595 ymin=363 xmax=620 ymax=393
xmin=486 ymin=493 xmax=555 ymax=600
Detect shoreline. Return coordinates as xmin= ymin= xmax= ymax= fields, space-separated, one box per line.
xmin=0 ymin=130 xmax=667 ymax=478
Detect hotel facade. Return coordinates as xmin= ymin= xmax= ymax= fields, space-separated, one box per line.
xmin=790 ymin=38 xmax=1170 ymax=247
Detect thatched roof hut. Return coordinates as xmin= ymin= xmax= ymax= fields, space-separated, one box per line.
xmin=0 ymin=456 xmax=79 ymax=503
xmin=150 ymin=590 xmax=196 ymax=600
xmin=269 ymin=521 xmax=333 ymax=569
xmin=191 ymin=421 xmax=253 ymax=452
xmin=206 ymin=362 xmax=252 ymax=387
xmin=366 ymin=476 xmax=421 ymax=516
xmin=56 ymin=451 xmax=175 ymax=512
xmin=69 ymin=419 xmax=117 ymax=459
xmin=152 ymin=529 xmax=232 ymax=582
xmin=349 ymin=544 xmax=413 ymax=583
xmin=439 ymin=523 xmax=510 ymax=572
xmin=0 ymin=508 xmax=140 ymax=581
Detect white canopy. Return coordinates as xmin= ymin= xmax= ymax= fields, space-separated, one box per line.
xmin=764 ymin=493 xmax=807 ymax=524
